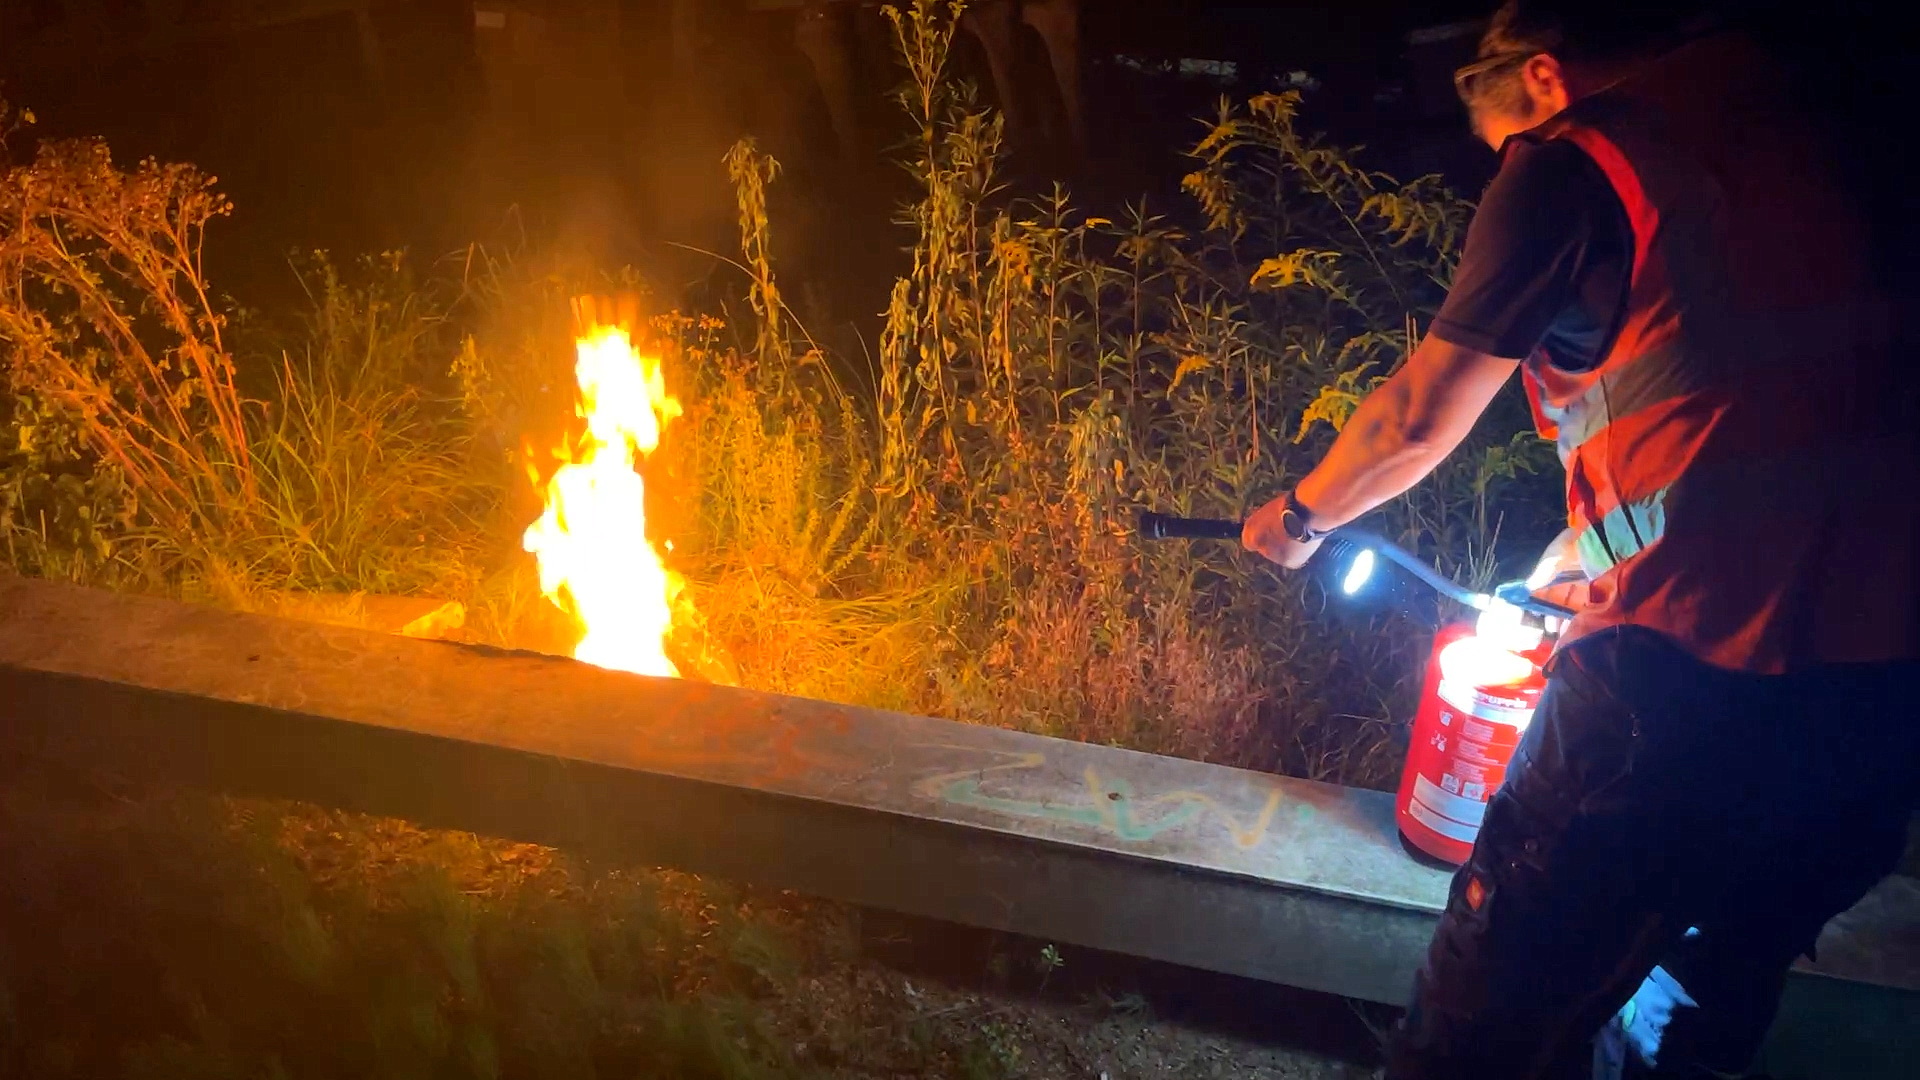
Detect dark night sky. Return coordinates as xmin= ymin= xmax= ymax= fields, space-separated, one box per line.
xmin=1093 ymin=1 xmax=1490 ymax=58
xmin=9 ymin=1 xmax=1900 ymax=301
xmin=3 ymin=0 xmax=1513 ymax=296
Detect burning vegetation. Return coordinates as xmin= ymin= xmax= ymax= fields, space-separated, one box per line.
xmin=523 ymin=318 xmax=687 ymax=678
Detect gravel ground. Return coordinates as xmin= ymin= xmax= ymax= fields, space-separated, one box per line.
xmin=775 ymin=968 xmax=1371 ymax=1079
xmin=754 ymin=908 xmax=1391 ymax=1080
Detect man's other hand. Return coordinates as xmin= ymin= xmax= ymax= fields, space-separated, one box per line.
xmin=1529 ymin=526 xmax=1592 ymax=612
xmin=1243 ymin=497 xmax=1325 ymax=569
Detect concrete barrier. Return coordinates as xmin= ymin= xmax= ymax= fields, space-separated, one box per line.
xmin=2 ymin=575 xmax=1912 ymax=1075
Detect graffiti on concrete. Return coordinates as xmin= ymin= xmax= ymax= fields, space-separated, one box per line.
xmin=913 ymin=746 xmax=1311 ymax=849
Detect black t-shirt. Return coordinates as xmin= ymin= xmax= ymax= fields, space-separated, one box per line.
xmin=1430 ymin=138 xmax=1633 ymax=371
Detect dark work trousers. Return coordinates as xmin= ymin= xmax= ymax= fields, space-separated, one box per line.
xmin=1385 ymin=626 xmax=1919 ymax=1079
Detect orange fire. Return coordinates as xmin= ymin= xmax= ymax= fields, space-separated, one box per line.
xmin=523 ymin=324 xmax=685 ymax=677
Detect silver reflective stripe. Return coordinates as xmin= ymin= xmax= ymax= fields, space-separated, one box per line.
xmin=1576 ymin=486 xmax=1670 ymax=576
xmin=1546 ymin=342 xmax=1709 ymax=456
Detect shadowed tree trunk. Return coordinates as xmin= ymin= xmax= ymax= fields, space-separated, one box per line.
xmin=960 ymin=0 xmax=1031 ymax=143
xmin=1021 ymin=0 xmax=1085 ymax=162
xmin=794 ymin=0 xmax=865 ymax=168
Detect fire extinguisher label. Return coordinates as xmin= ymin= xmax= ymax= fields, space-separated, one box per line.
xmin=1397 ymin=627 xmax=1545 ymax=864
xmin=1414 ymin=772 xmax=1488 ymax=827
xmin=1406 ymin=794 xmax=1482 ymax=842
xmin=1437 ymin=679 xmax=1536 ymax=724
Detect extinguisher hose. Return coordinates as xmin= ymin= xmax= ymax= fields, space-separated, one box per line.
xmin=1320 ymin=530 xmax=1491 ymax=611
xmin=1138 ymin=511 xmax=1497 ymax=612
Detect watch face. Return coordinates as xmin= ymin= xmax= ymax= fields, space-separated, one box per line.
xmin=1281 ymin=507 xmax=1309 ymax=543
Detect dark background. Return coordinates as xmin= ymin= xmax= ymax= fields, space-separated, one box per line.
xmin=2 ymin=1 xmax=1910 ymax=311
xmin=2 ymin=1 xmax=1495 ymax=302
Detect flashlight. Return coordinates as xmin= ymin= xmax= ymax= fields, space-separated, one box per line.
xmin=1340 ymin=547 xmax=1377 ymax=596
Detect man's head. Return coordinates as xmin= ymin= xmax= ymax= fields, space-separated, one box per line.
xmin=1454 ymin=47 xmax=1570 ymax=150
xmin=1455 ymin=2 xmax=1710 ymax=149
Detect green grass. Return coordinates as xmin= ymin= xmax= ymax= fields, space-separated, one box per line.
xmin=0 ymin=773 xmax=822 ymax=1080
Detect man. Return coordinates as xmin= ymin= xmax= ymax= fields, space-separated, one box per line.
xmin=1241 ymin=3 xmax=1919 ymax=1077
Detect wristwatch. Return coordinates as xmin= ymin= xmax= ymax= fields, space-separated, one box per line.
xmin=1279 ymin=491 xmax=1328 ymax=544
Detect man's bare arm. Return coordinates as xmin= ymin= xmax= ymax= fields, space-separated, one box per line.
xmin=1244 ymin=336 xmax=1521 ymax=566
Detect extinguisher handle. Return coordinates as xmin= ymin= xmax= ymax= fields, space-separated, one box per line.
xmin=1138 ymin=512 xmax=1243 ymax=541
xmin=1492 ymin=580 xmax=1577 ymax=621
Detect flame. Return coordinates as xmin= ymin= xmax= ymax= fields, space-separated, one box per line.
xmin=523 ymin=325 xmax=685 ymax=676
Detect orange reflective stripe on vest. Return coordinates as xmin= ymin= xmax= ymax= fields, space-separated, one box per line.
xmin=1507 ymin=32 xmax=1917 ymax=672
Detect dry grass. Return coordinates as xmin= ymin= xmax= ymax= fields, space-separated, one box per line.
xmin=0 ymin=118 xmax=490 ymax=605
xmin=633 ymin=0 xmax=1558 ymax=779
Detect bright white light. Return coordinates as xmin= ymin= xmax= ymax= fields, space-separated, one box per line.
xmin=1341 ymin=549 xmax=1377 ymax=596
xmin=1526 ymin=555 xmax=1559 ymax=591
xmin=1438 ymin=635 xmax=1537 ymax=688
xmin=1475 ymin=597 xmax=1543 ymax=653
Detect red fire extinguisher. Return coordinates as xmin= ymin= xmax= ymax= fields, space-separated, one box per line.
xmin=1395 ymin=617 xmax=1553 ymax=864
xmin=1132 ymin=511 xmax=1577 ymax=865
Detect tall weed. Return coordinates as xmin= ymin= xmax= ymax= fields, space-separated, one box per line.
xmin=0 ymin=110 xmax=251 ymax=585
xmin=1 ymin=105 xmax=497 ymax=607
xmin=693 ymin=0 xmax=1559 ymax=782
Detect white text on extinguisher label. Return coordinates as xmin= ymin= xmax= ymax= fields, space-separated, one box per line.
xmin=1414 ymin=773 xmax=1488 ymax=828
xmin=1436 ymin=679 xmax=1535 ymax=725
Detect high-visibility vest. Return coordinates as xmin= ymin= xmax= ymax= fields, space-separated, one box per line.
xmin=1515 ymin=32 xmax=1919 ymax=672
